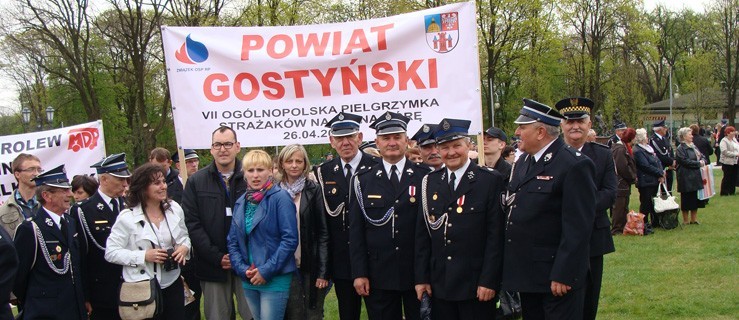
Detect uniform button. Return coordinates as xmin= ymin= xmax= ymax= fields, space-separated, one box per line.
xmin=447 ymin=223 xmax=452 ymax=227
xmin=446 ymin=239 xmax=451 ymax=244
xmin=448 ymin=207 xmax=453 ymax=211
xmin=394 ymin=214 xmax=398 ymax=218
xmin=512 ymin=205 xmax=516 ymax=208
xmin=470 ymin=207 xmax=474 ymax=211
xmin=447 ymin=256 xmax=452 ymax=260
xmin=140 ymin=270 xmax=145 ymax=274
xmin=395 ymin=200 xmax=399 ymax=203
xmin=395 ymin=247 xmax=399 ymax=250
xmin=537 ymin=187 xmax=541 ymax=190
xmin=507 ymin=239 xmax=512 ymax=242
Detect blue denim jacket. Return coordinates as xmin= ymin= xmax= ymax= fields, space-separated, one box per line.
xmin=227 ymin=185 xmax=298 ymax=282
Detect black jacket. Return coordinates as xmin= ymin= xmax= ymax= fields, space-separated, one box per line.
xmin=296 ymin=179 xmax=329 ymax=308
xmin=634 ymin=145 xmax=664 ymax=188
xmin=693 ymin=134 xmax=713 ymax=161
xmin=651 ymin=133 xmax=674 ymax=168
xmin=166 ymin=168 xmax=184 ymax=204
xmin=183 ymin=160 xmax=246 ymax=282
xmin=676 ymin=143 xmax=705 ymax=193
xmin=580 ymin=142 xmax=616 ymax=258
xmin=0 ymin=226 xmax=17 ymax=320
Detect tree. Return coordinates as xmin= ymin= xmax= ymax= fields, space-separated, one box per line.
xmin=706 ymin=0 xmax=739 ymax=126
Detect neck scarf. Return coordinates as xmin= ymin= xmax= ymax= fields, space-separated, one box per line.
xmin=638 ymin=143 xmax=655 ymax=154
xmin=280 ymin=176 xmax=306 ymax=199
xmin=245 ymin=178 xmax=274 ymax=204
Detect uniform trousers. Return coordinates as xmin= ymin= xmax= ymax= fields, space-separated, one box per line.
xmin=89 ymin=306 xmax=120 ymax=320
xmin=364 ymin=288 xmax=419 ymax=320
xmin=519 ymin=288 xmax=585 ymax=320
xmin=638 ymin=185 xmax=659 ymax=227
xmin=430 ymin=296 xmax=495 ymax=320
xmin=333 ymin=279 xmax=362 ymax=320
xmin=201 ymin=272 xmax=253 ymax=320
xmin=583 ymin=256 xmax=604 ymax=320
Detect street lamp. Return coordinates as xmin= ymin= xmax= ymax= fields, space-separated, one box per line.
xmin=21 ymin=107 xmax=31 ymax=126
xmin=46 ymin=106 xmax=55 ymax=126
xmin=489 ymin=78 xmax=500 ymax=127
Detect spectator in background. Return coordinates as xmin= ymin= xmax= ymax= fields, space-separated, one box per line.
xmin=675 ymin=127 xmax=707 ymax=225
xmin=501 ymin=145 xmax=516 ymax=164
xmin=173 ymin=149 xmax=201 ymax=177
xmin=482 ymin=126 xmax=512 ymax=183
xmin=587 ymin=129 xmax=597 ymax=142
xmin=611 ymin=128 xmax=637 ymax=235
xmin=0 ymin=153 xmax=42 ymax=238
xmin=149 ymin=147 xmax=183 ymax=204
xmin=633 ymin=128 xmax=664 ymax=235
xmin=405 ymin=147 xmax=423 ymax=164
xmin=690 ymin=124 xmax=713 ymax=166
xmin=276 ymin=144 xmax=330 ymax=320
xmin=71 ymin=175 xmax=99 ymax=203
xmin=227 ymin=150 xmax=298 ymax=320
xmin=719 ymin=126 xmax=738 ymax=195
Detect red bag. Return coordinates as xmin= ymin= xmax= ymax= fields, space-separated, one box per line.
xmin=623 ymin=210 xmax=645 ymax=236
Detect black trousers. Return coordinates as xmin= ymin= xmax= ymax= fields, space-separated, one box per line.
xmin=181 ymin=262 xmax=202 ymax=320
xmin=333 ymin=279 xmax=362 ymax=320
xmin=583 ymin=256 xmax=604 ymax=320
xmin=638 ymin=185 xmax=659 ymax=226
xmin=720 ymin=164 xmax=737 ymax=195
xmin=157 ymin=277 xmax=185 ymax=320
xmin=431 ymin=296 xmax=495 ymax=320
xmin=364 ymin=288 xmax=419 ymax=320
xmin=90 ymin=306 xmax=121 ymax=320
xmin=665 ymin=169 xmax=674 ymax=192
xmin=520 ymin=288 xmax=585 ymax=320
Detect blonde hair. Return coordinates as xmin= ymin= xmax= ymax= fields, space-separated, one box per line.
xmin=635 ymin=128 xmax=648 ymax=144
xmin=242 ymin=150 xmax=273 ymax=170
xmin=276 ymin=144 xmax=311 ymax=179
xmin=677 ymin=127 xmax=692 ymax=143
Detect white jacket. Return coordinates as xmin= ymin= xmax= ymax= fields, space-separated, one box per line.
xmin=104 ymin=201 xmax=191 ymax=284
xmin=720 ymin=137 xmax=739 ymax=165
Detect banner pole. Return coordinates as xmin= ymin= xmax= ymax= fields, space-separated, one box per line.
xmin=178 ymin=147 xmax=188 ymax=185
xmin=476 ymin=132 xmax=485 ymax=167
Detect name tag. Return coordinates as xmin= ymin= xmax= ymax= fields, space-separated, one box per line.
xmin=226 ymin=207 xmax=233 ymax=217
xmin=536 ymin=176 xmax=553 ymax=180
xmin=367 ymin=195 xmax=382 ymax=199
xmin=325 ymin=181 xmax=337 ymax=185
xmin=94 ymin=220 xmax=109 ymax=224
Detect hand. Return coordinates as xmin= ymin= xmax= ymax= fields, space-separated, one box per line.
xmin=551 ymin=281 xmax=571 ymax=296
xmin=415 ymin=284 xmax=432 ymax=300
xmin=477 ymin=286 xmax=495 ymax=301
xmin=658 ymin=176 xmax=665 ymax=183
xmin=700 ymin=160 xmax=705 ymax=167
xmin=246 ymin=268 xmax=266 ymax=285
xmin=85 ymin=301 xmax=92 ymax=316
xmin=315 ymin=278 xmax=328 ymax=289
xmin=145 ymin=249 xmax=168 ymax=263
xmin=353 ymin=277 xmax=370 ymax=296
xmin=172 ymin=245 xmax=189 ymax=265
xmin=220 ymin=254 xmax=231 ymax=270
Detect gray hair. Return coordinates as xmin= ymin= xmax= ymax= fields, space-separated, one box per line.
xmin=635 ymin=128 xmax=649 ymax=144
xmin=677 ymin=127 xmax=692 ymax=143
xmin=537 ymin=123 xmax=561 ymax=138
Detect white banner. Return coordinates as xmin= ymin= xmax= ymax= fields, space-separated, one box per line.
xmin=1 ymin=121 xmax=106 ymax=204
xmin=162 ymin=2 xmax=482 ymax=148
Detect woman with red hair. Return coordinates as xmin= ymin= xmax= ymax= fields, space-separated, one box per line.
xmin=719 ymin=126 xmax=738 ymax=195
xmin=611 ymin=128 xmax=637 ymax=234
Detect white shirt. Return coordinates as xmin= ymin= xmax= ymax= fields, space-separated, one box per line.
xmin=341 ymin=151 xmax=363 ymax=177
xmin=98 ymin=191 xmax=117 ymax=211
xmin=382 ymin=157 xmax=407 ymax=183
xmin=532 ymin=138 xmax=558 ymax=162
xmin=445 ymin=159 xmax=472 ymax=191
xmin=44 ymin=208 xmax=63 ymax=229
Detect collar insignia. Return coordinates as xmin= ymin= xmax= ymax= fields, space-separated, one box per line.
xmin=376 ymin=170 xmax=383 ymax=177
xmin=467 ymin=171 xmax=475 ymax=180
xmin=97 ymin=203 xmax=104 ymax=210
xmin=406 ymin=168 xmax=414 ymax=175
xmin=441 ymin=172 xmax=446 ymax=180
xmin=360 ymin=165 xmax=366 ymax=170
xmin=544 ymin=153 xmax=552 ymax=162
xmin=576 ymin=152 xmax=582 ymax=156
xmin=45 ymin=217 xmax=53 ymax=227
xmin=333 ymin=164 xmax=339 ymax=172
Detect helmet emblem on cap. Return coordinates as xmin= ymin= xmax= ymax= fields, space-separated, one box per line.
xmin=338 ymin=114 xmax=344 ymax=120
xmin=570 ymin=98 xmax=578 ymax=106
xmin=62 ymin=167 xmax=66 ymax=173
xmin=422 ymin=125 xmax=430 ymax=133
xmin=442 ymin=120 xmax=451 ymax=130
xmin=385 ymin=113 xmax=392 ymax=120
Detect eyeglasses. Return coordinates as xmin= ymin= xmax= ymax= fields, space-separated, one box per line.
xmin=18 ymin=167 xmax=44 ymax=173
xmin=211 ymin=142 xmax=236 ymax=150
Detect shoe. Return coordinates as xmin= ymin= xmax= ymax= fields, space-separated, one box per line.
xmin=644 ymin=228 xmax=654 ymax=235
xmin=690 ymin=221 xmax=700 ymax=225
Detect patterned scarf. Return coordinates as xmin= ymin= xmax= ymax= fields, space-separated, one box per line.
xmin=280 ymin=176 xmax=306 ymax=200
xmin=245 ymin=178 xmax=274 ymax=204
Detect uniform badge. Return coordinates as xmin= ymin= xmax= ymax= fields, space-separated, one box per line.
xmin=576 ymin=152 xmax=582 ymax=157
xmin=56 ymin=245 xmax=62 ymax=253
xmin=338 ymin=113 xmax=345 ymax=120
xmin=408 ymin=186 xmax=416 ymax=203
xmin=536 ymin=176 xmax=553 ymax=180
xmin=331 ymin=188 xmax=337 ymax=195
xmin=467 ymin=171 xmax=475 ymax=180
xmin=432 ymin=193 xmax=438 ymax=201
xmin=333 ymin=164 xmax=339 ymax=172
xmin=376 ymin=170 xmax=383 ymax=177
xmin=97 ymin=203 xmax=104 ymax=210
xmin=423 ymin=125 xmax=430 ymax=133
xmin=544 ymin=153 xmax=552 ymax=162
xmin=45 ymin=218 xmax=53 ymax=227
xmin=385 ymin=113 xmax=392 ymax=120
xmin=456 ymin=195 xmax=465 ymax=214
xmin=406 ymin=168 xmax=414 ymax=175
xmin=442 ymin=120 xmax=451 ymax=131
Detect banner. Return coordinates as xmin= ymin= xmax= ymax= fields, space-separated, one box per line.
xmin=1 ymin=121 xmax=106 ymax=204
xmin=162 ymin=2 xmax=482 ymax=148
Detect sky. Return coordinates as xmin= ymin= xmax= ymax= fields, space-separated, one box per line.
xmin=0 ymin=0 xmax=716 ymax=116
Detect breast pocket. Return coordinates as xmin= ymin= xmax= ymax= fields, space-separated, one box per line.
xmin=323 ymin=182 xmax=340 ymax=198
xmin=363 ymin=195 xmax=385 ymax=208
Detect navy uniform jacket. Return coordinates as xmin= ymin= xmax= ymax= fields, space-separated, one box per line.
xmin=607 ymin=134 xmax=619 ymax=148
xmin=13 ymin=208 xmax=87 ymax=320
xmin=651 ymin=133 xmax=674 ymax=169
xmin=502 ymin=138 xmax=596 ymax=293
xmin=0 ymin=226 xmax=17 ymax=320
xmin=580 ymin=142 xmax=616 ymax=257
xmin=313 ymin=153 xmax=378 ymax=281
xmin=348 ymin=161 xmax=430 ymax=290
xmin=415 ymin=162 xmax=505 ymax=301
xmin=166 ymin=168 xmax=184 ymax=204
xmin=71 ymin=192 xmax=124 ymax=308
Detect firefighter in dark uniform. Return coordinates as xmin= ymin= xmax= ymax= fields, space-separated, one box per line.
xmin=502 ymin=99 xmax=596 ymax=319
xmin=13 ymin=165 xmax=87 ymax=320
xmin=411 ymin=124 xmax=444 ymax=171
xmin=608 ymin=122 xmax=626 ymax=148
xmin=347 ymin=112 xmax=429 ymax=320
xmin=414 ymin=118 xmax=506 ymax=320
xmin=313 ymin=112 xmax=378 ymax=320
xmin=0 ymin=224 xmax=17 ymax=320
xmin=555 ymin=97 xmax=617 ymax=320
xmin=71 ymin=153 xmax=131 ymax=320
xmin=651 ymin=120 xmax=675 ymax=192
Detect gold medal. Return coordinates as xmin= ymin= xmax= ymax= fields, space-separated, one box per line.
xmin=456 ymin=207 xmax=463 ymax=214
xmin=56 ymin=245 xmax=62 ymax=253
xmin=409 ymin=197 xmax=416 ymax=203
xmin=432 ymin=194 xmax=438 ymax=200
xmin=331 ymin=188 xmax=337 ymax=195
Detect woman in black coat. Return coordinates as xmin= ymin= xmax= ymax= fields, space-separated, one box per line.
xmin=276 ymin=144 xmax=330 ymax=320
xmin=633 ymin=128 xmax=665 ymax=233
xmin=676 ymin=127 xmax=707 ymax=225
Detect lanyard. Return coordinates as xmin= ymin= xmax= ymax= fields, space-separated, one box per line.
xmin=218 ymin=172 xmax=231 ymax=207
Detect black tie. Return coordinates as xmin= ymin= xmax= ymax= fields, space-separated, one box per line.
xmin=345 ymin=164 xmax=353 ymax=185
xmin=524 ymin=156 xmax=535 ymax=175
xmin=448 ymin=172 xmax=456 ymax=192
xmin=60 ymin=216 xmax=69 ymax=239
xmin=390 ymin=165 xmax=400 ymax=192
xmin=111 ymin=199 xmax=119 ymax=215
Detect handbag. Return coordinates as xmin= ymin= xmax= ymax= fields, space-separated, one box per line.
xmin=623 ymin=210 xmax=645 ymax=236
xmin=497 ymin=291 xmax=522 ymax=319
xmin=653 ymin=182 xmax=679 ymax=213
xmin=118 ymin=273 xmax=163 ymax=320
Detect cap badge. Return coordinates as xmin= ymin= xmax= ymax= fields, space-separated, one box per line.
xmin=97 ymin=203 xmax=104 ymax=210
xmin=338 ymin=113 xmax=344 ymax=120
xmin=442 ymin=120 xmax=451 ymax=131
xmin=385 ymin=113 xmax=392 ymax=120
xmin=422 ymin=125 xmax=430 ymax=133
xmin=45 ymin=218 xmax=53 ymax=227
xmin=544 ymin=153 xmax=552 ymax=162
xmin=570 ymin=98 xmax=578 ymax=106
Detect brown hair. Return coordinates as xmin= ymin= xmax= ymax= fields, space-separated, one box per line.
xmin=689 ymin=124 xmax=700 ymax=136
xmin=405 ymin=147 xmax=421 ymax=159
xmin=125 ymin=163 xmax=171 ymax=212
xmin=12 ymin=153 xmax=40 ymax=173
xmin=212 ymin=126 xmax=238 ymax=142
xmin=72 ymin=175 xmax=99 ymax=196
xmin=149 ymin=147 xmax=171 ymax=162
xmin=725 ymin=126 xmax=736 ymax=135
xmin=622 ymin=128 xmax=636 ymax=144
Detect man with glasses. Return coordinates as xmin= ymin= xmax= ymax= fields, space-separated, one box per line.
xmin=71 ymin=153 xmax=131 ymax=319
xmin=1 ymin=153 xmax=43 ymax=238
xmin=183 ymin=126 xmax=252 ymax=320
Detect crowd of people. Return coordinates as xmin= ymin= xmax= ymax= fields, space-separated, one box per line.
xmin=0 ymin=98 xmax=736 ymax=320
